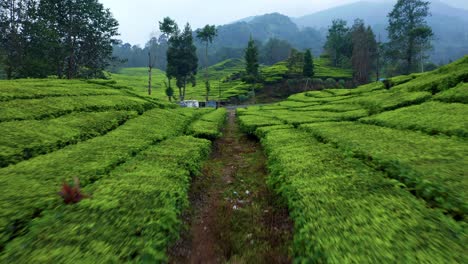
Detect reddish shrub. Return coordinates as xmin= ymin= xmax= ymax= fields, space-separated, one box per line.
xmin=58 ymin=177 xmax=87 ymax=204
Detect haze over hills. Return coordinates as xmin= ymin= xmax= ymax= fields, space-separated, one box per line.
xmin=216 ymin=0 xmax=468 ymax=63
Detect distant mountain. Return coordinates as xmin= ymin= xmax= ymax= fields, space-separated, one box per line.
xmin=293 ymin=0 xmax=468 ymax=63
xmin=214 ymin=13 xmax=324 ymax=55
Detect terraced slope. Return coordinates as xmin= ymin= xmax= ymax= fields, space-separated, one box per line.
xmin=238 ymin=56 xmax=468 ymax=262
xmin=0 ymin=78 xmax=226 ymax=262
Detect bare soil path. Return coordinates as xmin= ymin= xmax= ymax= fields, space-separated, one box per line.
xmin=169 ymin=109 xmax=292 ymax=264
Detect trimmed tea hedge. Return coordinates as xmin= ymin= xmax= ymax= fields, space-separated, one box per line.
xmin=0 ymin=136 xmax=212 ymax=263
xmin=0 ymin=111 xmax=138 ymax=167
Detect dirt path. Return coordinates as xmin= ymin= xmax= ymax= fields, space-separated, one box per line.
xmin=169 ymin=110 xmax=292 ymax=264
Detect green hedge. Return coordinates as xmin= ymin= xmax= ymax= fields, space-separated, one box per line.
xmin=337 ymin=90 xmax=432 ymax=114
xmin=0 ymin=111 xmax=138 ymax=167
xmin=361 ymin=101 xmax=468 ymax=137
xmin=0 ymin=108 xmax=197 ymax=249
xmin=260 ymin=128 xmax=466 ymax=262
xmin=0 ymin=79 xmax=123 ymax=101
xmin=0 ymin=95 xmax=155 ymax=122
xmin=188 ymin=108 xmax=227 ymax=140
xmin=434 ymin=82 xmax=468 ymax=104
xmin=0 ymin=136 xmax=212 ymax=263
xmin=302 ymin=122 xmax=468 ymax=218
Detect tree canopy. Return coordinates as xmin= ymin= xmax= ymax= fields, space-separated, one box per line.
xmin=387 ymin=0 xmax=433 ymax=74
xmin=0 ymin=0 xmax=119 ymax=79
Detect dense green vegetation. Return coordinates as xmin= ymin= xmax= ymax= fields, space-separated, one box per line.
xmin=1 ymin=136 xmax=211 ymax=263
xmin=0 ymin=111 xmax=137 ymax=167
xmin=110 ymin=56 xmax=353 ymax=103
xmin=261 ymin=128 xmax=465 ymax=262
xmin=238 ymin=56 xmax=468 ymax=261
xmin=188 ymin=108 xmax=227 ymax=140
xmin=361 ymin=101 xmax=468 ymax=137
xmin=0 ymin=78 xmax=226 ymax=261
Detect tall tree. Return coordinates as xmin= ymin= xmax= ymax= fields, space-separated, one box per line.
xmin=0 ymin=0 xmax=33 ymax=79
xmin=387 ymin=0 xmax=433 ymax=74
xmin=165 ymin=23 xmax=198 ymax=101
xmin=159 ymin=17 xmax=178 ymax=99
xmin=324 ymin=19 xmax=352 ymax=68
xmin=286 ymin=48 xmax=304 ymax=77
xmin=0 ymin=0 xmax=119 ymax=79
xmin=146 ymin=36 xmax=159 ymax=96
xmin=303 ymin=49 xmax=314 ymax=78
xmin=350 ymin=19 xmax=377 ymax=84
xmin=260 ymin=38 xmax=292 ymax=65
xmin=196 ymin=24 xmax=217 ymax=101
xmin=244 ymin=36 xmax=259 ymax=81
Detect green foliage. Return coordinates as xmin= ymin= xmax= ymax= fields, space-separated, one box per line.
xmin=387 ymin=0 xmax=433 ymax=74
xmin=434 ymin=82 xmax=468 ymax=104
xmin=0 ymin=0 xmax=119 ymax=79
xmin=235 ymin=53 xmax=468 ymax=262
xmin=303 ymin=49 xmax=314 ymax=78
xmin=188 ymin=108 xmax=227 ymax=140
xmin=0 ymin=108 xmax=198 ymax=249
xmin=260 ymin=128 xmax=466 ymax=262
xmin=392 ymin=56 xmax=468 ymax=93
xmin=0 ymin=79 xmax=123 ymax=101
xmin=260 ymin=38 xmax=292 ymax=65
xmin=302 ymin=122 xmax=467 ymax=218
xmin=245 ymin=36 xmax=259 ymax=80
xmin=0 ymin=95 xmax=153 ymax=122
xmin=0 ymin=136 xmax=212 ymax=263
xmin=110 ymin=59 xmax=249 ymax=101
xmin=361 ymin=101 xmax=468 ymax=137
xmin=350 ymin=20 xmax=377 ymax=84
xmin=286 ymin=49 xmax=304 ymax=77
xmin=324 ymin=19 xmax=351 ymax=68
xmin=166 ymin=22 xmax=198 ymax=101
xmin=0 ymin=111 xmax=137 ymax=167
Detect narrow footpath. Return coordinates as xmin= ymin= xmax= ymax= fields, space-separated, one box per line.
xmin=169 ymin=110 xmax=292 ymax=264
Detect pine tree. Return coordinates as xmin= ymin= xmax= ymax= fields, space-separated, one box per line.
xmin=244 ymin=36 xmax=259 ymax=81
xmin=303 ymin=49 xmax=314 ymax=78
xmin=387 ymin=0 xmax=433 ymax=74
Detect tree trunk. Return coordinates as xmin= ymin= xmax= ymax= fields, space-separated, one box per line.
xmin=205 ymin=42 xmax=209 ymax=102
xmin=183 ymin=78 xmax=186 ymax=101
xmin=148 ymin=52 xmax=153 ymax=96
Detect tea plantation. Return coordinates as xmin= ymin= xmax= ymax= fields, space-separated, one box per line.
xmin=238 ymin=56 xmax=468 ymax=262
xmin=0 ymin=56 xmax=467 ymax=263
xmin=0 ymin=78 xmax=226 ymax=262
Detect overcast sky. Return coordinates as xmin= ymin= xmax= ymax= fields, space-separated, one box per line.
xmin=99 ymin=0 xmax=468 ymax=46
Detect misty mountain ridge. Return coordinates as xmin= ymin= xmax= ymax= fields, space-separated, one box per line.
xmin=216 ymin=0 xmax=468 ymax=63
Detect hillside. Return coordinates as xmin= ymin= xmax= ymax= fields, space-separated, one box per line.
xmin=109 ymin=57 xmax=352 ymax=103
xmin=0 ymin=77 xmax=227 ymax=262
xmin=237 ymin=56 xmax=468 ymax=260
xmin=0 ymin=56 xmax=466 ymax=263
